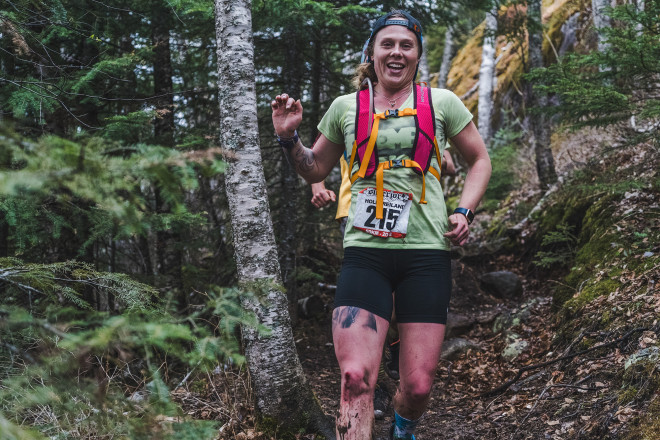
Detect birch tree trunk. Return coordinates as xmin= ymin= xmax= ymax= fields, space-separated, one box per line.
xmin=527 ymin=0 xmax=557 ymax=189
xmin=418 ymin=49 xmax=430 ymax=84
xmin=437 ymin=24 xmax=455 ymax=89
xmin=478 ymin=7 xmax=498 ymax=145
xmin=592 ymin=0 xmax=612 ymax=53
xmin=214 ymin=1 xmax=334 ymax=437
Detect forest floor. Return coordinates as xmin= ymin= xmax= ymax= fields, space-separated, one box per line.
xmin=175 ymin=137 xmax=660 ymax=439
xmin=179 ymin=233 xmax=657 ymax=440
xmin=292 ymin=249 xmax=655 ymax=440
xmin=294 ymin=252 xmax=561 ymax=440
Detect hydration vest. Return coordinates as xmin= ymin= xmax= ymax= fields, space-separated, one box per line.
xmin=347 ymin=83 xmax=443 ymax=220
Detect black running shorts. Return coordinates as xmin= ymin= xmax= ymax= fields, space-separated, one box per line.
xmin=334 ymin=247 xmax=452 ymax=324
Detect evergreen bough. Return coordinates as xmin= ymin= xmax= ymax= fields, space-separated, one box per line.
xmin=527 ymin=3 xmax=660 ymax=129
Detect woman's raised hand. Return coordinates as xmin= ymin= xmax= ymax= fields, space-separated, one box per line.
xmin=271 ymin=93 xmax=303 ymax=138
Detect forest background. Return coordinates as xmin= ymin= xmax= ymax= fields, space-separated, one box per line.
xmin=0 ymin=0 xmax=658 ymax=439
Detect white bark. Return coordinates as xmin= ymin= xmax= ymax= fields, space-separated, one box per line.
xmin=214 ymin=1 xmax=333 ymax=436
xmin=592 ymin=0 xmax=612 ymax=53
xmin=418 ymin=49 xmax=430 ymax=84
xmin=437 ymin=25 xmax=455 ymax=89
xmin=478 ymin=7 xmax=498 ymax=145
xmin=636 ymin=0 xmax=645 ymax=33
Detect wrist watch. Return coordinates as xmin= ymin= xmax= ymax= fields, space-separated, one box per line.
xmin=453 ymin=207 xmax=474 ymax=224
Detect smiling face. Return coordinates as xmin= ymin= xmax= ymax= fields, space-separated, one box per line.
xmin=372 ymin=25 xmax=420 ymax=92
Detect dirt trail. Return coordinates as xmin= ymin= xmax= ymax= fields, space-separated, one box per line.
xmin=296 ymin=253 xmax=592 ymax=440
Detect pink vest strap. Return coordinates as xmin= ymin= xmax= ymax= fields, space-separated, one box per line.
xmin=410 ymin=84 xmax=436 ymax=174
xmin=354 ymin=89 xmax=377 ymax=177
xmin=353 ymin=84 xmax=436 ymax=179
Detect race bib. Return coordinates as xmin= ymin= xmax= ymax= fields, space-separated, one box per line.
xmin=353 ymin=187 xmax=412 ymax=238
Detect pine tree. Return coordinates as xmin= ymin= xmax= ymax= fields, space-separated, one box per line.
xmin=527 ymin=2 xmax=659 ymax=129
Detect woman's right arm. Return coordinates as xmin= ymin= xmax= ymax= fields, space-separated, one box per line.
xmin=271 ymin=93 xmax=344 ymax=183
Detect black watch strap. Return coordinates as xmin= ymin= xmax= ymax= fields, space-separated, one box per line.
xmin=453 ymin=207 xmax=474 ymax=224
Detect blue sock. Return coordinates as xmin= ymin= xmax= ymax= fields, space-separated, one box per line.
xmin=393 ymin=411 xmax=420 ymax=439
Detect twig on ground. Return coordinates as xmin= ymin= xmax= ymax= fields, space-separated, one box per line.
xmin=175 ymin=362 xmax=199 ymax=389
xmin=511 ymin=385 xmax=551 ymax=440
xmin=481 ymin=327 xmax=648 ymax=397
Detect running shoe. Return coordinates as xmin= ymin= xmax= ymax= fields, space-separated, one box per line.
xmin=389 ymin=421 xmax=416 ymax=440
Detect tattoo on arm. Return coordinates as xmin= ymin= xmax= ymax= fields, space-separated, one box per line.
xmin=295 ymin=146 xmax=315 ymax=173
xmin=283 ymin=142 xmax=315 ymax=174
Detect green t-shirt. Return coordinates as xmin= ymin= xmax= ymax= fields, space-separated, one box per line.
xmin=318 ymin=88 xmax=473 ymax=250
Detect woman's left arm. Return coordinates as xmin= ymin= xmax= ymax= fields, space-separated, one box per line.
xmin=444 ymin=121 xmax=492 ymax=245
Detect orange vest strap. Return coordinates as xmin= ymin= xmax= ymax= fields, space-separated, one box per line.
xmin=427 ymin=166 xmax=441 ymax=181
xmin=354 ymin=115 xmax=382 ymax=180
xmin=375 ymin=159 xmax=426 ymax=220
xmin=351 ymin=108 xmax=418 ymax=183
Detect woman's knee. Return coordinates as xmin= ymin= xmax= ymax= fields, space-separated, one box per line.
xmin=341 ymin=364 xmax=375 ymax=399
xmin=400 ymin=376 xmax=433 ymax=403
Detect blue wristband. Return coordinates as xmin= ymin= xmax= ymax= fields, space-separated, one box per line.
xmin=453 ymin=207 xmax=474 ymax=224
xmin=277 ymin=131 xmax=299 ymax=150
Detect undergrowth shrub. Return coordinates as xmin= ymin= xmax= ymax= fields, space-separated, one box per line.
xmin=528 ymin=2 xmax=660 ymax=129
xmin=0 ymin=127 xmax=257 ymax=439
xmin=0 ymin=263 xmax=262 ymax=439
xmin=533 ymin=223 xmax=577 ymax=269
xmin=482 ymin=125 xmax=524 ymax=211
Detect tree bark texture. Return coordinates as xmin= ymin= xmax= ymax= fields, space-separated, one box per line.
xmin=279 ymin=26 xmax=303 ymax=319
xmin=309 ymin=36 xmax=323 ymax=144
xmin=437 ymin=25 xmax=455 ymax=89
xmin=214 ymin=1 xmax=334 ymax=438
xmin=151 ymin=2 xmax=175 ymax=146
xmin=419 ymin=49 xmax=430 ymax=84
xmin=151 ymin=3 xmax=184 ymax=294
xmin=478 ymin=8 xmax=498 ymax=145
xmin=591 ymin=0 xmax=612 ymax=53
xmin=527 ymin=0 xmax=557 ymax=190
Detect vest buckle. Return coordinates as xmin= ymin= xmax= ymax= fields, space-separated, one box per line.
xmin=384 ymin=109 xmax=399 ymax=119
xmin=390 ymin=159 xmax=404 ymax=168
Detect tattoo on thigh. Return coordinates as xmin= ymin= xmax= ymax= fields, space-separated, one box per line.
xmin=363 ymin=313 xmax=377 ymax=332
xmin=333 ymin=307 xmax=360 ymax=329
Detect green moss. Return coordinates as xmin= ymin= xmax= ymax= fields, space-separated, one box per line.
xmin=552 ymin=284 xmax=575 ymax=310
xmin=544 ymin=0 xmax=588 ymax=62
xmin=257 ymin=416 xmax=301 ymax=440
xmin=535 ymin=192 xmax=593 ymax=240
xmin=188 ymin=378 xmax=207 ymax=394
xmin=563 ymin=278 xmax=621 ymax=315
xmin=617 ymin=386 xmax=639 ymax=405
xmin=295 ymin=266 xmax=323 ymax=284
xmin=624 ymin=399 xmax=660 ymax=440
xmin=620 ymin=358 xmax=660 ymax=403
xmin=545 ymin=190 xmax=627 ymax=309
xmin=600 ymin=309 xmax=612 ymax=326
xmin=445 ymin=195 xmax=460 ymax=213
xmin=256 ymin=409 xmax=329 ymax=440
xmin=577 ymin=336 xmax=596 ymax=350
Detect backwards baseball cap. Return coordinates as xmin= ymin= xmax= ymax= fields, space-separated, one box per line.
xmin=361 ymin=10 xmax=424 ymax=63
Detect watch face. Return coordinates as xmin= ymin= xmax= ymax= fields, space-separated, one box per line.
xmin=454 ymin=207 xmax=473 ymax=224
